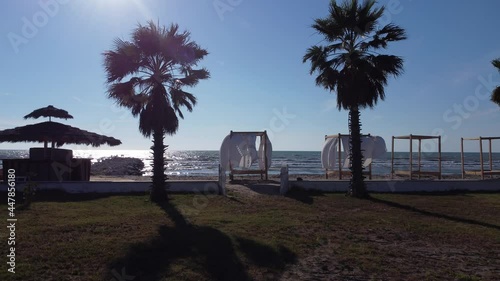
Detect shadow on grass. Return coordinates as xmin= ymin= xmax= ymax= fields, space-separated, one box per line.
xmin=0 ymin=190 xmax=137 ymax=205
xmin=19 ymin=189 xmax=147 ymax=203
xmin=230 ymin=179 xmax=282 ymax=196
xmin=235 ymin=237 xmax=297 ymax=269
xmin=369 ymin=196 xmax=500 ymax=231
xmin=285 ymin=188 xmax=326 ymax=205
xmin=374 ymin=190 xmax=493 ymax=196
xmin=241 ymin=183 xmax=281 ymax=195
xmin=107 ymin=199 xmax=296 ymax=280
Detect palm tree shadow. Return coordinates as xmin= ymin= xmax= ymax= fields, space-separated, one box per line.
xmin=285 ymin=188 xmax=326 ymax=205
xmin=240 ymin=183 xmax=281 ymax=196
xmin=107 ymin=200 xmax=296 ymax=280
xmin=369 ymin=197 xmax=500 ymax=231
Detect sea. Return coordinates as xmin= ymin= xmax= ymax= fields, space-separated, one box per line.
xmin=1 ymin=150 xmax=499 ymax=177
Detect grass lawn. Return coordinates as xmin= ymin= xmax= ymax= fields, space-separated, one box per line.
xmin=0 ymin=188 xmax=499 ymax=281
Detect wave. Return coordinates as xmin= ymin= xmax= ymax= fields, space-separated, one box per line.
xmin=1 ymin=150 xmax=500 ymax=176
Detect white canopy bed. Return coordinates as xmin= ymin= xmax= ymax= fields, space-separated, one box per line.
xmin=322 ymin=134 xmax=387 ymax=179
xmin=220 ymin=131 xmax=272 ymax=180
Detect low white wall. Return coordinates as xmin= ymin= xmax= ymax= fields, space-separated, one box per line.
xmin=0 ymin=181 xmax=222 ymax=194
xmin=291 ymin=179 xmax=500 ymax=193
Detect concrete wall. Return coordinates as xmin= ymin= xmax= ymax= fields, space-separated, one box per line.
xmin=291 ymin=179 xmax=500 ymax=193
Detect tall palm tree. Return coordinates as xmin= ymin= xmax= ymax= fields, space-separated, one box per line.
xmin=303 ymin=0 xmax=406 ymax=198
xmin=492 ymin=58 xmax=500 ymax=106
xmin=103 ymin=21 xmax=210 ymax=203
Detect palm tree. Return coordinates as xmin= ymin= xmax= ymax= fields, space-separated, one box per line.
xmin=303 ymin=0 xmax=406 ymax=198
xmin=492 ymin=58 xmax=500 ymax=106
xmin=103 ymin=21 xmax=210 ymax=203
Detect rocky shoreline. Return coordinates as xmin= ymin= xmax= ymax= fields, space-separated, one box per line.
xmin=90 ymin=156 xmax=145 ymax=176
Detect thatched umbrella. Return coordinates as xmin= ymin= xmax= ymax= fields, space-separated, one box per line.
xmin=24 ymin=105 xmax=74 ymax=121
xmin=0 ymin=121 xmax=121 ymax=147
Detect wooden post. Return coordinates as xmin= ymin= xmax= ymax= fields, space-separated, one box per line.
xmin=263 ymin=131 xmax=268 ymax=181
xmin=391 ymin=136 xmax=395 ymax=179
xmin=479 ymin=137 xmax=484 ymax=180
xmin=461 ymin=138 xmax=465 ymax=179
xmin=438 ymin=136 xmax=442 ymax=180
xmin=325 ymin=135 xmax=328 ymax=179
xmin=229 ymin=130 xmax=233 ymax=179
xmin=418 ymin=139 xmax=422 ymax=180
xmin=338 ymin=134 xmax=342 ymax=180
xmin=409 ymin=135 xmax=413 ymax=180
xmin=489 ymin=139 xmax=493 ymax=179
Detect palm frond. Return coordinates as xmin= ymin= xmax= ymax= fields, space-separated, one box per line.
xmin=178 ymin=68 xmax=210 ymax=87
xmin=303 ymin=46 xmax=329 ymax=74
xmin=133 ymin=21 xmax=164 ymax=57
xmin=356 ymin=0 xmax=383 ymax=34
xmin=170 ymin=88 xmax=197 ymax=119
xmin=493 ymin=59 xmax=500 ymax=71
xmin=107 ymin=77 xmax=148 ymax=116
xmin=370 ymin=55 xmax=404 ymax=77
xmin=312 ymin=18 xmax=343 ymax=42
xmin=315 ymin=67 xmax=340 ymax=93
xmin=103 ymin=39 xmax=141 ymax=83
xmin=492 ymin=86 xmax=500 ymax=106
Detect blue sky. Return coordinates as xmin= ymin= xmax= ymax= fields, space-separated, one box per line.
xmin=1 ymin=0 xmax=499 ymax=152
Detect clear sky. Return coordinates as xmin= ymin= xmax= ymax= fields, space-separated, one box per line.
xmin=1 ymin=0 xmax=500 ymax=152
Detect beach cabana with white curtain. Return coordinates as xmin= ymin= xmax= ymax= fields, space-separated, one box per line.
xmin=321 ymin=134 xmax=387 ymax=179
xmin=219 ymin=131 xmax=272 ymax=180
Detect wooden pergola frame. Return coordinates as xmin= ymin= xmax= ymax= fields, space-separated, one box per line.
xmin=461 ymin=136 xmax=500 ymax=180
xmin=228 ymin=130 xmax=269 ymax=180
xmin=324 ymin=134 xmax=372 ymax=180
xmin=391 ymin=134 xmax=442 ymax=180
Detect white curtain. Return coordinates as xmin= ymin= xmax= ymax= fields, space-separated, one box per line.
xmin=323 ymin=135 xmax=387 ymax=169
xmin=220 ymin=133 xmax=272 ymax=171
xmin=341 ymin=136 xmax=351 ymax=168
xmin=321 ymin=137 xmax=338 ymax=169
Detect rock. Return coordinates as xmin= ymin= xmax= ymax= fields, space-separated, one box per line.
xmin=91 ymin=157 xmax=145 ymax=176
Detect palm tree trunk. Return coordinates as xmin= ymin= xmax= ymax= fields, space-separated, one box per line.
xmin=348 ymin=106 xmax=368 ymax=198
xmin=150 ymin=127 xmax=168 ymax=203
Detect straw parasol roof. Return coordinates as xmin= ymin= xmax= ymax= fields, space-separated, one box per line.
xmin=0 ymin=121 xmax=121 ymax=147
xmin=24 ymin=105 xmax=74 ymax=121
